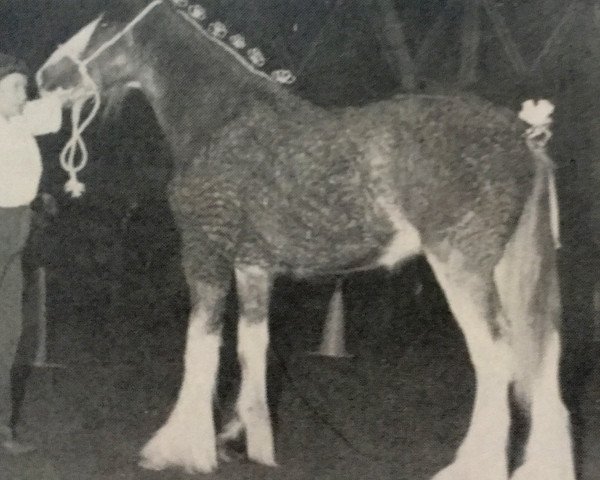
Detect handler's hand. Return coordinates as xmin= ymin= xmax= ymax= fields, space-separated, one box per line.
xmin=42 ymin=86 xmax=92 ymax=108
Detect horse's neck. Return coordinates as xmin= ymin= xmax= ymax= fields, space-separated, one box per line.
xmin=133 ymin=30 xmax=292 ymax=149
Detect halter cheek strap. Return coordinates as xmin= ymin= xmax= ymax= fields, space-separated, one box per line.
xmin=82 ymin=0 xmax=164 ymax=67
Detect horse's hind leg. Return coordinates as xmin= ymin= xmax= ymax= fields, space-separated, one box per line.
xmin=494 ymin=211 xmax=575 ymax=480
xmin=219 ymin=264 xmax=276 ymax=466
xmin=426 ymin=250 xmax=512 ymax=480
xmin=510 ymin=329 xmax=574 ymax=480
xmin=139 ymin=279 xmax=228 ymax=474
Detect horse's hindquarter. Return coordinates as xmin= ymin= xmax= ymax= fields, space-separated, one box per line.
xmin=381 ymin=95 xmax=536 ymax=270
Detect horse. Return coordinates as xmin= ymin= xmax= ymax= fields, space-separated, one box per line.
xmin=36 ymin=1 xmax=575 ymax=479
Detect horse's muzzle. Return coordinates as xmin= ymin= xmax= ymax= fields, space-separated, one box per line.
xmin=36 ymin=56 xmax=83 ymax=93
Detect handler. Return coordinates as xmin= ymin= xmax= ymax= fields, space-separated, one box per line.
xmin=0 ymin=52 xmax=71 ymax=455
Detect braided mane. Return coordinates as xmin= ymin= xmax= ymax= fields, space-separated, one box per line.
xmin=169 ymin=0 xmax=296 ymax=85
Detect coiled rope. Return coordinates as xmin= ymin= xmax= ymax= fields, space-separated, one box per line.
xmin=59 ymin=67 xmax=100 ymax=198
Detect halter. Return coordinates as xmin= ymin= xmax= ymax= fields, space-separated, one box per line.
xmin=56 ymin=0 xmax=165 ymax=197
xmin=54 ymin=0 xmax=296 ymax=197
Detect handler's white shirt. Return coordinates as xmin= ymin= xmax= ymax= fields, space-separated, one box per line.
xmin=0 ymin=97 xmax=62 ymax=207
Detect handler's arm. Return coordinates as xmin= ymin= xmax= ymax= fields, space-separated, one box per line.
xmin=21 ymin=95 xmax=63 ymax=136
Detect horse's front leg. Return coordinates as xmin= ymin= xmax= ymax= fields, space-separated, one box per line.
xmin=219 ymin=264 xmax=277 ymax=466
xmin=140 ymin=278 xmax=228 ymax=474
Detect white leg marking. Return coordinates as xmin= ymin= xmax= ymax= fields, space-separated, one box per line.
xmin=229 ymin=265 xmax=276 ymax=467
xmin=366 ymin=149 xmax=422 ymax=268
xmin=237 ymin=319 xmax=277 ymax=466
xmin=433 ymin=325 xmax=512 ymax=480
xmin=427 ymin=252 xmax=511 ymax=480
xmin=139 ymin=311 xmax=221 ymax=473
xmin=375 ymin=199 xmax=421 ymax=268
xmin=512 ymin=332 xmax=575 ymax=480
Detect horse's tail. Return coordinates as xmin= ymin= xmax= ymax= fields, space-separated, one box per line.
xmin=494 ymin=141 xmax=561 ymax=404
xmin=493 ymin=99 xmax=560 ymax=401
xmin=492 ymin=129 xmax=575 ymax=477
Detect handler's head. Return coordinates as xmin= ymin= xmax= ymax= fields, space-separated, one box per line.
xmin=0 ymin=53 xmax=29 ymax=119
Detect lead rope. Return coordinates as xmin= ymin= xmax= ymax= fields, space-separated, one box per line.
xmin=59 ymin=63 xmax=101 ymax=197
xmin=519 ymin=99 xmax=561 ymax=249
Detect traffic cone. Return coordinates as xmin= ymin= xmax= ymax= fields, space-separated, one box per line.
xmin=310 ymin=279 xmax=352 ymax=358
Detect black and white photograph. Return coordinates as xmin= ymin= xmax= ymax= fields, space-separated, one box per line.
xmin=0 ymin=0 xmax=598 ymax=478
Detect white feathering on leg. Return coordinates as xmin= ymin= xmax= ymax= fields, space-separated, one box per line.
xmin=140 ymin=316 xmax=221 ymax=473
xmin=237 ymin=320 xmax=277 ymax=466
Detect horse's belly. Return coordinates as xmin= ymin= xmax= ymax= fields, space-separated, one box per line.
xmin=247 ymin=193 xmax=421 ymax=275
xmin=268 ymin=224 xmax=388 ymax=274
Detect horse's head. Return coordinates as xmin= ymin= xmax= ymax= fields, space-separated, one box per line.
xmin=36 ymin=1 xmax=166 ymax=101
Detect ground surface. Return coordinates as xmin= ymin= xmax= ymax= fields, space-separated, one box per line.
xmin=1 ymin=268 xmax=599 ymax=480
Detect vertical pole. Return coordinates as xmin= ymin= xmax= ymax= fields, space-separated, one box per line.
xmin=458 ymin=0 xmax=482 ymax=87
xmin=480 ymin=0 xmax=529 ymax=76
xmin=372 ymin=0 xmax=417 ymax=91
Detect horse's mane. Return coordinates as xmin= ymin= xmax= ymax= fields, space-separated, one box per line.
xmin=103 ymin=0 xmax=305 ymax=118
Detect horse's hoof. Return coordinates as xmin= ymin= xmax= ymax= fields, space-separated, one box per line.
xmin=511 ymin=461 xmax=575 ymax=480
xmin=139 ymin=425 xmax=217 ymax=474
xmin=247 ymin=443 xmax=278 ymax=468
xmin=431 ymin=460 xmax=507 ymax=480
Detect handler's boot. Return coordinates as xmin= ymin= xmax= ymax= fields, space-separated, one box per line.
xmin=0 ymin=425 xmax=35 ymax=455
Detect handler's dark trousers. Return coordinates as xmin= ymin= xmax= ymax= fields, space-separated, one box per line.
xmin=0 ymin=206 xmax=31 ymax=437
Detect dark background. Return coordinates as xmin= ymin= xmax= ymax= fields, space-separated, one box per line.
xmin=0 ymin=0 xmax=597 ymax=386
xmin=0 ymin=2 xmax=599 ymax=478
xmin=0 ymin=0 xmax=598 ymax=388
